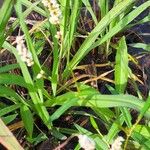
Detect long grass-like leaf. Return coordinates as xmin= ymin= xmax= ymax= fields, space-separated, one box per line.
xmin=45 ymin=91 xmax=150 ymax=118
xmin=138 ymin=94 xmax=150 ymax=121
xmin=0 ymin=74 xmax=27 ymax=88
xmin=0 ymin=0 xmax=14 ymax=47
xmin=0 ymin=85 xmax=26 ymax=104
xmin=0 ymin=104 xmax=20 ymax=117
xmin=129 ymin=43 xmax=150 ymax=51
xmin=15 ymin=1 xmax=46 ymax=105
xmin=97 ymin=0 xmax=108 ymax=19
xmin=8 ymin=0 xmax=44 ymax=35
xmin=50 ymin=24 xmax=59 ymax=96
xmin=82 ymin=0 xmax=98 ymax=25
xmin=64 ymin=0 xmax=81 ymax=60
xmin=2 ymin=114 xmax=18 ymax=125
xmin=0 ymin=64 xmax=19 ymax=73
xmin=50 ymin=98 xmax=77 ymax=121
xmin=20 ymin=105 xmax=34 ymax=138
xmin=115 ymin=36 xmax=128 ymax=93
xmin=105 ymin=115 xmax=124 ymax=143
xmin=21 ymin=0 xmax=46 ymax=17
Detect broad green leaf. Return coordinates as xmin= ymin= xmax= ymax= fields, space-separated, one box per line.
xmin=115 ymin=36 xmax=128 ymax=93
xmin=0 ymin=85 xmax=26 ymax=104
xmin=114 ymin=36 xmax=131 ymax=127
xmin=61 ymin=0 xmax=70 ymax=39
xmin=45 ymin=91 xmax=150 ymax=118
xmin=20 ymin=105 xmax=34 ymax=138
xmin=50 ymin=24 xmax=59 ymax=96
xmin=90 ymin=116 xmax=101 ymax=134
xmin=69 ymin=0 xmax=81 ymax=47
xmin=50 ymin=98 xmax=77 ymax=121
xmin=2 ymin=114 xmax=18 ymax=125
xmin=0 ymin=74 xmax=27 ymax=88
xmin=0 ymin=0 xmax=14 ymax=47
xmin=0 ymin=104 xmax=20 ymax=117
xmin=0 ymin=64 xmax=19 ymax=73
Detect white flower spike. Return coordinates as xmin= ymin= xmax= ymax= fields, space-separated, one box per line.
xmin=78 ymin=134 xmax=95 ymax=150
xmin=16 ymin=36 xmax=34 ymax=67
xmin=110 ymin=136 xmax=124 ymax=150
xmin=41 ymin=0 xmax=62 ymax=25
xmin=55 ymin=31 xmax=62 ymax=41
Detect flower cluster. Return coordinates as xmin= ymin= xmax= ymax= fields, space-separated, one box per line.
xmin=78 ymin=134 xmax=95 ymax=150
xmin=42 ymin=0 xmax=62 ymax=24
xmin=16 ymin=36 xmax=34 ymax=67
xmin=110 ymin=136 xmax=124 ymax=150
xmin=36 ymin=70 xmax=45 ymax=79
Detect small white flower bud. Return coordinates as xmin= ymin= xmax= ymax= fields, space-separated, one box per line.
xmin=27 ymin=61 xmax=34 ymax=67
xmin=42 ymin=0 xmax=49 ymax=7
xmin=41 ymin=0 xmax=62 ymax=25
xmin=36 ymin=73 xmax=43 ymax=79
xmin=36 ymin=70 xmax=45 ymax=79
xmin=40 ymin=70 xmax=45 ymax=75
xmin=55 ymin=31 xmax=62 ymax=41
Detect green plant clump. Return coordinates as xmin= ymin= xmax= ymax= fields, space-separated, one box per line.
xmin=0 ymin=0 xmax=150 ymax=149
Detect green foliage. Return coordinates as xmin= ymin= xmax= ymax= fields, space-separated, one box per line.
xmin=0 ymin=0 xmax=14 ymax=48
xmin=0 ymin=0 xmax=150 ymax=149
xmin=20 ymin=105 xmax=34 ymax=138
